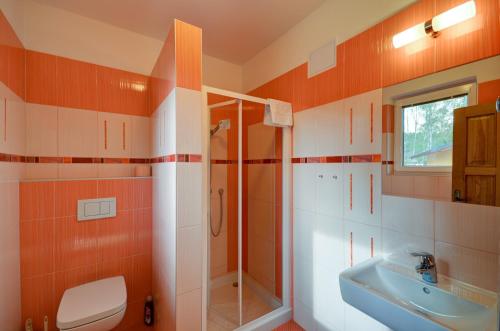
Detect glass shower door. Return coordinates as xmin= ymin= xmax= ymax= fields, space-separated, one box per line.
xmin=241 ymin=100 xmax=283 ymax=324
xmin=207 ymin=94 xmax=283 ymax=330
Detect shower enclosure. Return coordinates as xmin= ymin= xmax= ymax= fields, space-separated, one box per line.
xmin=202 ymin=87 xmax=292 ymax=330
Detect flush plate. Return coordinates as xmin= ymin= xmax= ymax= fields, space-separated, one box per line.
xmin=77 ymin=197 xmax=116 ymax=221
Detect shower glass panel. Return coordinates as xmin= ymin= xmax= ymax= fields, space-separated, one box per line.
xmin=208 ymin=95 xmax=240 ymax=330
xmin=242 ymin=100 xmax=283 ymax=323
xmin=207 ymin=94 xmax=283 ymax=331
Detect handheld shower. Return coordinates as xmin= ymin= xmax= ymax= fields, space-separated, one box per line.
xmin=210 ymin=119 xmax=230 ymax=136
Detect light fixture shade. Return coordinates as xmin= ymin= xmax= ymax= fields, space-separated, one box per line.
xmin=392 ymin=23 xmax=426 ymax=49
xmin=432 ymin=0 xmax=476 ymax=32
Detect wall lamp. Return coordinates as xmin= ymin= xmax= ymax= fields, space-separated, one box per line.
xmin=392 ymin=0 xmax=476 ymax=49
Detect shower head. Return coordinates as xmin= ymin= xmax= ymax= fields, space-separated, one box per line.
xmin=210 ymin=119 xmax=230 ymax=136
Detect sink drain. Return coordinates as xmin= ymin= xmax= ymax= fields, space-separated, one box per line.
xmin=423 ymin=287 xmax=430 ymax=294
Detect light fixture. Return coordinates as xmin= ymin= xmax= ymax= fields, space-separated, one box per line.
xmin=432 ymin=0 xmax=476 ymax=32
xmin=392 ymin=23 xmax=427 ymax=49
xmin=392 ymin=0 xmax=476 ymax=49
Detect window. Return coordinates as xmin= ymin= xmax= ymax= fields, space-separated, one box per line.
xmin=394 ymin=84 xmax=476 ymax=173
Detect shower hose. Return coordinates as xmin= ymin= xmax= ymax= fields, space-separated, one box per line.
xmin=210 ymin=188 xmax=224 ymax=237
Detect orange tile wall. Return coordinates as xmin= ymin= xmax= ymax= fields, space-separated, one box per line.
xmin=174 ymin=20 xmax=202 ymax=91
xmin=149 ymin=20 xmax=202 ymax=114
xmin=0 ymin=10 xmax=25 ymax=99
xmin=19 ymin=178 xmax=152 ymax=331
xmin=478 ymin=79 xmax=500 ymax=103
xmin=26 ymin=50 xmax=150 ymax=117
xmin=149 ymin=23 xmax=175 ymax=114
xmin=249 ymin=0 xmax=500 ymax=112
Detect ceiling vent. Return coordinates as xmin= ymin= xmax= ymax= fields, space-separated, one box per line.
xmin=308 ymin=39 xmax=336 ymax=78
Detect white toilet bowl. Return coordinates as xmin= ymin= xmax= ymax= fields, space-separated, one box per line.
xmin=57 ymin=276 xmax=127 ymax=331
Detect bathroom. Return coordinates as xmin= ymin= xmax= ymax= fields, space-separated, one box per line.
xmin=0 ymin=0 xmax=499 ymax=330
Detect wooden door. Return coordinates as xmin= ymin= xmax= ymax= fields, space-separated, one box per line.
xmin=452 ymin=103 xmax=500 ymax=206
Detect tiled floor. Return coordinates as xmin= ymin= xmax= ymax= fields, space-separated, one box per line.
xmin=208 ymin=282 xmax=276 ymax=331
xmin=273 ymin=320 xmax=304 ymax=330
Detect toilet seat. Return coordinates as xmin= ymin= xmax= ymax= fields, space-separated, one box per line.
xmin=57 ymin=276 xmax=127 ymax=331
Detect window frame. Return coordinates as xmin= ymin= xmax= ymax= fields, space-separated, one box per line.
xmin=394 ymin=83 xmax=476 ymax=174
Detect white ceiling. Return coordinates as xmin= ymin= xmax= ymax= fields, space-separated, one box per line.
xmin=30 ymin=0 xmax=325 ymax=64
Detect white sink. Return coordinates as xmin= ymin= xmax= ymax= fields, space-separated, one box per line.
xmin=339 ymin=257 xmax=499 ymax=331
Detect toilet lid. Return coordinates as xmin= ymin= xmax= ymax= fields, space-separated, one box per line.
xmin=57 ymin=276 xmax=127 ymax=329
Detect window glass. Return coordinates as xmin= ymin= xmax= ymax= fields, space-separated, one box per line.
xmin=402 ymin=94 xmax=468 ymax=167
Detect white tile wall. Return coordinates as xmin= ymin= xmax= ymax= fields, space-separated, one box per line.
xmin=293 ymin=100 xmax=344 ymax=157
xmin=151 ymin=90 xmax=176 ymax=157
xmin=344 ymin=220 xmax=381 ymax=267
xmin=98 ymin=111 xmax=131 ymax=158
xmin=292 ymin=90 xmax=384 ymax=331
xmin=291 ymin=88 xmax=499 ymax=331
xmin=316 ymin=164 xmax=343 ymax=218
xmin=23 ymin=103 xmax=151 ymax=179
xmin=26 ymin=103 xmax=57 ymax=156
xmin=435 ymin=241 xmax=499 ymax=292
xmin=5 ymin=99 xmax=26 ymax=156
xmin=0 ymin=162 xmax=22 ymax=328
xmin=343 ymin=163 xmax=381 ymax=226
xmin=58 ymin=107 xmax=98 ymax=157
xmin=343 ymin=89 xmax=382 ymax=156
xmin=435 ymin=202 xmax=500 ymax=254
xmin=177 ymin=163 xmax=202 ymax=228
xmin=382 ymin=228 xmax=435 ymax=268
xmin=344 ymin=304 xmax=390 ymax=331
xmin=381 ymin=195 xmax=433 ymax=238
xmin=131 ymin=115 xmax=151 ymax=158
xmin=152 ymin=86 xmax=203 ymax=330
xmin=293 ymin=109 xmax=316 ymax=157
xmin=315 ymin=101 xmax=344 ymax=156
xmin=293 ymin=164 xmax=316 ymax=212
xmin=176 ymin=87 xmax=202 ymax=154
xmin=0 ymin=82 xmax=24 ymax=329
xmin=176 ymin=288 xmax=202 ymax=331
xmin=177 ymin=225 xmax=202 ymax=294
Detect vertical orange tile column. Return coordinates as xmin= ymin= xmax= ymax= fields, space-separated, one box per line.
xmin=174 ymin=19 xmax=202 ymax=91
xmin=149 ymin=24 xmax=175 ymax=114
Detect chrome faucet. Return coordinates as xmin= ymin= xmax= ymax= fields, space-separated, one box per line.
xmin=411 ymin=252 xmax=438 ymax=284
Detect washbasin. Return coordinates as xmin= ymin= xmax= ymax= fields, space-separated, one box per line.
xmin=339 ymin=257 xmax=499 ymax=331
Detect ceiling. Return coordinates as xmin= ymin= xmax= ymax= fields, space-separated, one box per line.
xmin=31 ymin=0 xmax=325 ymax=64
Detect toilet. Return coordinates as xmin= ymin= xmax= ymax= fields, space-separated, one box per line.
xmin=57 ymin=276 xmax=127 ymax=331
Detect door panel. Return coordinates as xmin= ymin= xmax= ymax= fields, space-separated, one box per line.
xmin=466 ymin=115 xmax=496 ymax=167
xmin=453 ymin=103 xmax=500 ymax=206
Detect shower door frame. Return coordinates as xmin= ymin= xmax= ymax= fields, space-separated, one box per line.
xmin=202 ymin=86 xmax=292 ymax=331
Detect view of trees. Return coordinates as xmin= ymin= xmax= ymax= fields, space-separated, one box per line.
xmin=402 ymin=95 xmax=468 ymax=166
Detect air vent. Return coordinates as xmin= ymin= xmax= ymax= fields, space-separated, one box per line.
xmin=308 ymin=39 xmax=336 ymax=78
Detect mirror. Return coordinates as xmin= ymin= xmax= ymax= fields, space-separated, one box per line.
xmin=381 ymin=63 xmax=498 ymax=206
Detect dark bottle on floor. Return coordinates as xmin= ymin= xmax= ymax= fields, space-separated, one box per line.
xmin=144 ymin=295 xmax=154 ymax=326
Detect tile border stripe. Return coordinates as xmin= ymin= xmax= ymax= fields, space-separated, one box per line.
xmin=211 ymin=159 xmax=283 ymax=164
xmin=150 ymin=154 xmax=203 ymax=163
xmin=291 ymin=154 xmax=381 ymax=164
xmin=0 ymin=153 xmax=199 ymax=164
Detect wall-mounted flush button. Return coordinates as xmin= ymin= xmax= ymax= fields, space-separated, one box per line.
xmin=78 ymin=197 xmax=116 ymax=221
xmin=84 ymin=202 xmax=100 ymax=217
xmin=100 ymin=201 xmax=111 ymax=214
